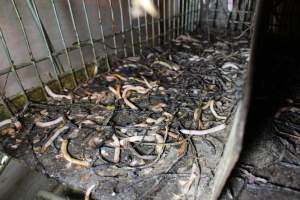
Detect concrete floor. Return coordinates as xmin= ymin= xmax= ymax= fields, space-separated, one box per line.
xmin=0 ymin=158 xmax=58 ymax=200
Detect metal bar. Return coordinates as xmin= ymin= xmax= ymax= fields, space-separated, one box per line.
xmin=144 ymin=11 xmax=149 ymax=46
xmin=108 ymin=0 xmax=118 ymax=55
xmin=177 ymin=0 xmax=183 ymax=35
xmin=163 ymin=0 xmax=166 ymax=42
xmin=176 ymin=0 xmax=180 ymax=36
xmin=235 ymin=0 xmax=242 ymax=30
xmin=196 ymin=0 xmax=201 ymax=28
xmin=249 ymin=0 xmax=255 ymax=22
xmin=242 ymin=0 xmax=251 ymax=30
xmin=118 ymin=0 xmax=127 ymax=57
xmin=27 ymin=1 xmax=64 ymax=74
xmin=26 ymin=0 xmax=63 ymax=89
xmin=151 ymin=0 xmax=156 ymax=46
xmin=226 ymin=11 xmax=233 ymax=30
xmin=82 ymin=0 xmax=98 ymax=75
xmin=193 ymin=0 xmax=199 ymax=30
xmin=206 ymin=0 xmax=211 ymax=41
xmin=212 ymin=0 xmax=219 ymax=28
xmin=168 ymin=0 xmax=171 ymax=40
xmin=137 ymin=11 xmax=143 ymax=54
xmin=172 ymin=0 xmax=176 ymax=39
xmin=194 ymin=0 xmax=198 ymax=29
xmin=195 ymin=0 xmax=200 ymax=29
xmin=191 ymin=0 xmax=196 ymax=30
xmin=66 ymin=0 xmax=89 ymax=79
xmin=199 ymin=0 xmax=204 ymax=29
xmin=96 ymin=0 xmax=111 ymax=71
xmin=181 ymin=0 xmax=187 ymax=34
xmin=51 ymin=0 xmax=77 ymax=87
xmin=127 ymin=0 xmax=136 ymax=56
xmin=189 ymin=0 xmax=194 ymax=31
xmin=0 ymin=27 xmax=29 ymax=102
xmin=192 ymin=0 xmax=196 ymax=30
xmin=184 ymin=0 xmax=189 ymax=32
xmin=157 ymin=0 xmax=161 ymax=44
xmin=11 ymin=0 xmax=47 ymax=98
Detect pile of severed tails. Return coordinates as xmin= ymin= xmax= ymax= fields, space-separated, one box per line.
xmin=0 ymin=31 xmax=250 ymax=199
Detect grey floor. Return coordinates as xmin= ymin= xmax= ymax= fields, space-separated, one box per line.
xmin=0 ymin=158 xmax=58 ymax=200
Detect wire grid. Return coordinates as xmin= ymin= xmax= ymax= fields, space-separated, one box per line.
xmin=200 ymin=0 xmax=256 ymax=35
xmin=0 ymin=0 xmax=255 ymax=119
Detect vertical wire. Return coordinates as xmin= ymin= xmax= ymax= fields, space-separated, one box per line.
xmin=127 ymin=0 xmax=136 ymax=56
xmin=235 ymin=0 xmax=242 ymax=30
xmin=51 ymin=0 xmax=77 ymax=87
xmin=192 ymin=0 xmax=196 ymax=30
xmin=195 ymin=0 xmax=198 ymax=26
xmin=118 ymin=0 xmax=127 ymax=57
xmin=226 ymin=1 xmax=233 ymax=30
xmin=0 ymin=27 xmax=29 ymax=102
xmin=137 ymin=11 xmax=143 ymax=54
xmin=249 ymin=0 xmax=255 ymax=23
xmin=193 ymin=0 xmax=198 ymax=31
xmin=168 ymin=0 xmax=171 ymax=40
xmin=27 ymin=0 xmax=64 ymax=74
xmin=11 ymin=0 xmax=47 ymax=97
xmin=176 ymin=0 xmax=181 ymax=36
xmin=189 ymin=0 xmax=193 ymax=31
xmin=144 ymin=11 xmax=149 ymax=46
xmin=190 ymin=0 xmax=194 ymax=31
xmin=151 ymin=0 xmax=156 ymax=47
xmin=206 ymin=0 xmax=211 ymax=41
xmin=82 ymin=0 xmax=98 ymax=75
xmin=199 ymin=0 xmax=204 ymax=29
xmin=108 ymin=0 xmax=118 ymax=55
xmin=181 ymin=0 xmax=186 ymax=34
xmin=172 ymin=0 xmax=176 ymax=39
xmin=242 ymin=0 xmax=250 ymax=30
xmin=163 ymin=0 xmax=166 ymax=42
xmin=26 ymin=0 xmax=63 ymax=89
xmin=212 ymin=0 xmax=218 ymax=28
xmin=185 ymin=0 xmax=189 ymax=32
xmin=248 ymin=0 xmax=255 ymax=35
xmin=184 ymin=0 xmax=188 ymax=33
xmin=196 ymin=0 xmax=201 ymax=28
xmin=187 ymin=0 xmax=191 ymax=31
xmin=193 ymin=0 xmax=197 ymax=30
xmin=96 ymin=0 xmax=111 ymax=71
xmin=192 ymin=0 xmax=197 ymax=31
xmin=157 ymin=0 xmax=161 ymax=44
xmin=66 ymin=0 xmax=89 ymax=80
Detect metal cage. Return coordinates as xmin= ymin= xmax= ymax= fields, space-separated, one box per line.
xmin=0 ymin=1 xmax=258 ymax=200
xmin=0 ymin=0 xmax=256 ymax=120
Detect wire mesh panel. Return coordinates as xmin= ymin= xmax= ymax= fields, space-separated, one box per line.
xmin=200 ymin=0 xmax=256 ymax=38
xmin=0 ymin=1 xmax=258 ymax=200
xmin=0 ymin=0 xmax=204 ymax=119
xmin=0 ymin=0 xmax=256 ymax=119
